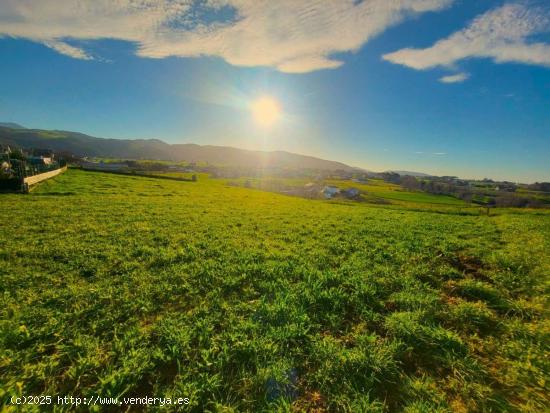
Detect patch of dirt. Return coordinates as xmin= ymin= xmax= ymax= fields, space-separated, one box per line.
xmin=292 ymin=389 xmax=327 ymax=412
xmin=449 ymin=253 xmax=493 ymax=283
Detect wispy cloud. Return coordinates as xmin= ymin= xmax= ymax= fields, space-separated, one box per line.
xmin=43 ymin=40 xmax=92 ymax=60
xmin=439 ymin=72 xmax=469 ymax=83
xmin=383 ymin=3 xmax=550 ymax=70
xmin=0 ymin=0 xmax=454 ymax=73
xmin=433 ymin=152 xmax=447 ymax=155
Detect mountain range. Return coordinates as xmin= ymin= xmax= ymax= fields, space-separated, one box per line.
xmin=0 ymin=124 xmax=360 ymax=172
xmin=0 ymin=122 xmax=25 ymax=129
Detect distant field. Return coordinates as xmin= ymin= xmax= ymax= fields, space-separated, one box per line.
xmin=326 ymin=179 xmax=467 ymax=206
xmin=229 ymin=177 xmax=468 ymax=206
xmin=1 ymin=169 xmax=548 ymax=412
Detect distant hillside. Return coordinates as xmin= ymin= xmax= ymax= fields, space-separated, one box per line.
xmin=389 ymin=170 xmax=432 ymax=177
xmin=0 ymin=122 xmax=25 ymax=129
xmin=0 ymin=126 xmax=359 ymax=171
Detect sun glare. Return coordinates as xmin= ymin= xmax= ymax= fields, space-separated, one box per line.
xmin=251 ymin=96 xmax=281 ymax=127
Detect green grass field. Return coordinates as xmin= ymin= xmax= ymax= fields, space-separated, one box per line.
xmin=1 ymin=169 xmax=548 ymax=412
xmin=325 ymin=179 xmax=467 ymax=206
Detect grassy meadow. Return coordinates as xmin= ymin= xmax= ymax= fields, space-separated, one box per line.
xmin=1 ymin=169 xmax=549 ymax=412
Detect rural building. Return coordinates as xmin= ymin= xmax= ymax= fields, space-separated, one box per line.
xmin=321 ymin=185 xmax=340 ymax=199
xmin=27 ymin=156 xmax=53 ymax=166
xmin=27 ymin=149 xmax=55 ymax=166
xmin=301 ymin=182 xmax=322 ymax=198
xmin=342 ymin=187 xmax=360 ymax=199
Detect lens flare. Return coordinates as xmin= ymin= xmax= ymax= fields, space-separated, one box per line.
xmin=251 ymin=96 xmax=281 ymax=127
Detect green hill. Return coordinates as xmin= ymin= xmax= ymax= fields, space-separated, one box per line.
xmin=0 ymin=122 xmax=25 ymax=129
xmin=0 ymin=125 xmax=358 ymax=171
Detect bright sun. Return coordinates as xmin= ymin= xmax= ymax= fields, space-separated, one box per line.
xmin=251 ymin=96 xmax=281 ymax=127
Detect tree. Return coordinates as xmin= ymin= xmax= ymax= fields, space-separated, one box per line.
xmin=380 ymin=172 xmax=401 ymax=184
xmin=529 ymin=182 xmax=550 ymax=192
xmin=401 ymin=176 xmax=419 ymax=191
xmin=8 ymin=149 xmax=25 ymax=161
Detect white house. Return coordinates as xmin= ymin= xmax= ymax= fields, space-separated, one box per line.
xmin=321 ymin=186 xmax=340 ymax=199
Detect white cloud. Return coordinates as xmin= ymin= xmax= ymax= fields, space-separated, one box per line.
xmin=439 ymin=72 xmax=469 ymax=83
xmin=43 ymin=40 xmax=92 ymax=60
xmin=383 ymin=3 xmax=550 ymax=70
xmin=0 ymin=0 xmax=454 ymax=73
xmin=433 ymin=152 xmax=447 ymax=155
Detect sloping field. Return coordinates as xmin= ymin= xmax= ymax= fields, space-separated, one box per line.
xmin=1 ymin=169 xmax=548 ymax=412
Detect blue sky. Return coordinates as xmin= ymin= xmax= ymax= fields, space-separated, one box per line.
xmin=0 ymin=0 xmax=549 ymax=182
